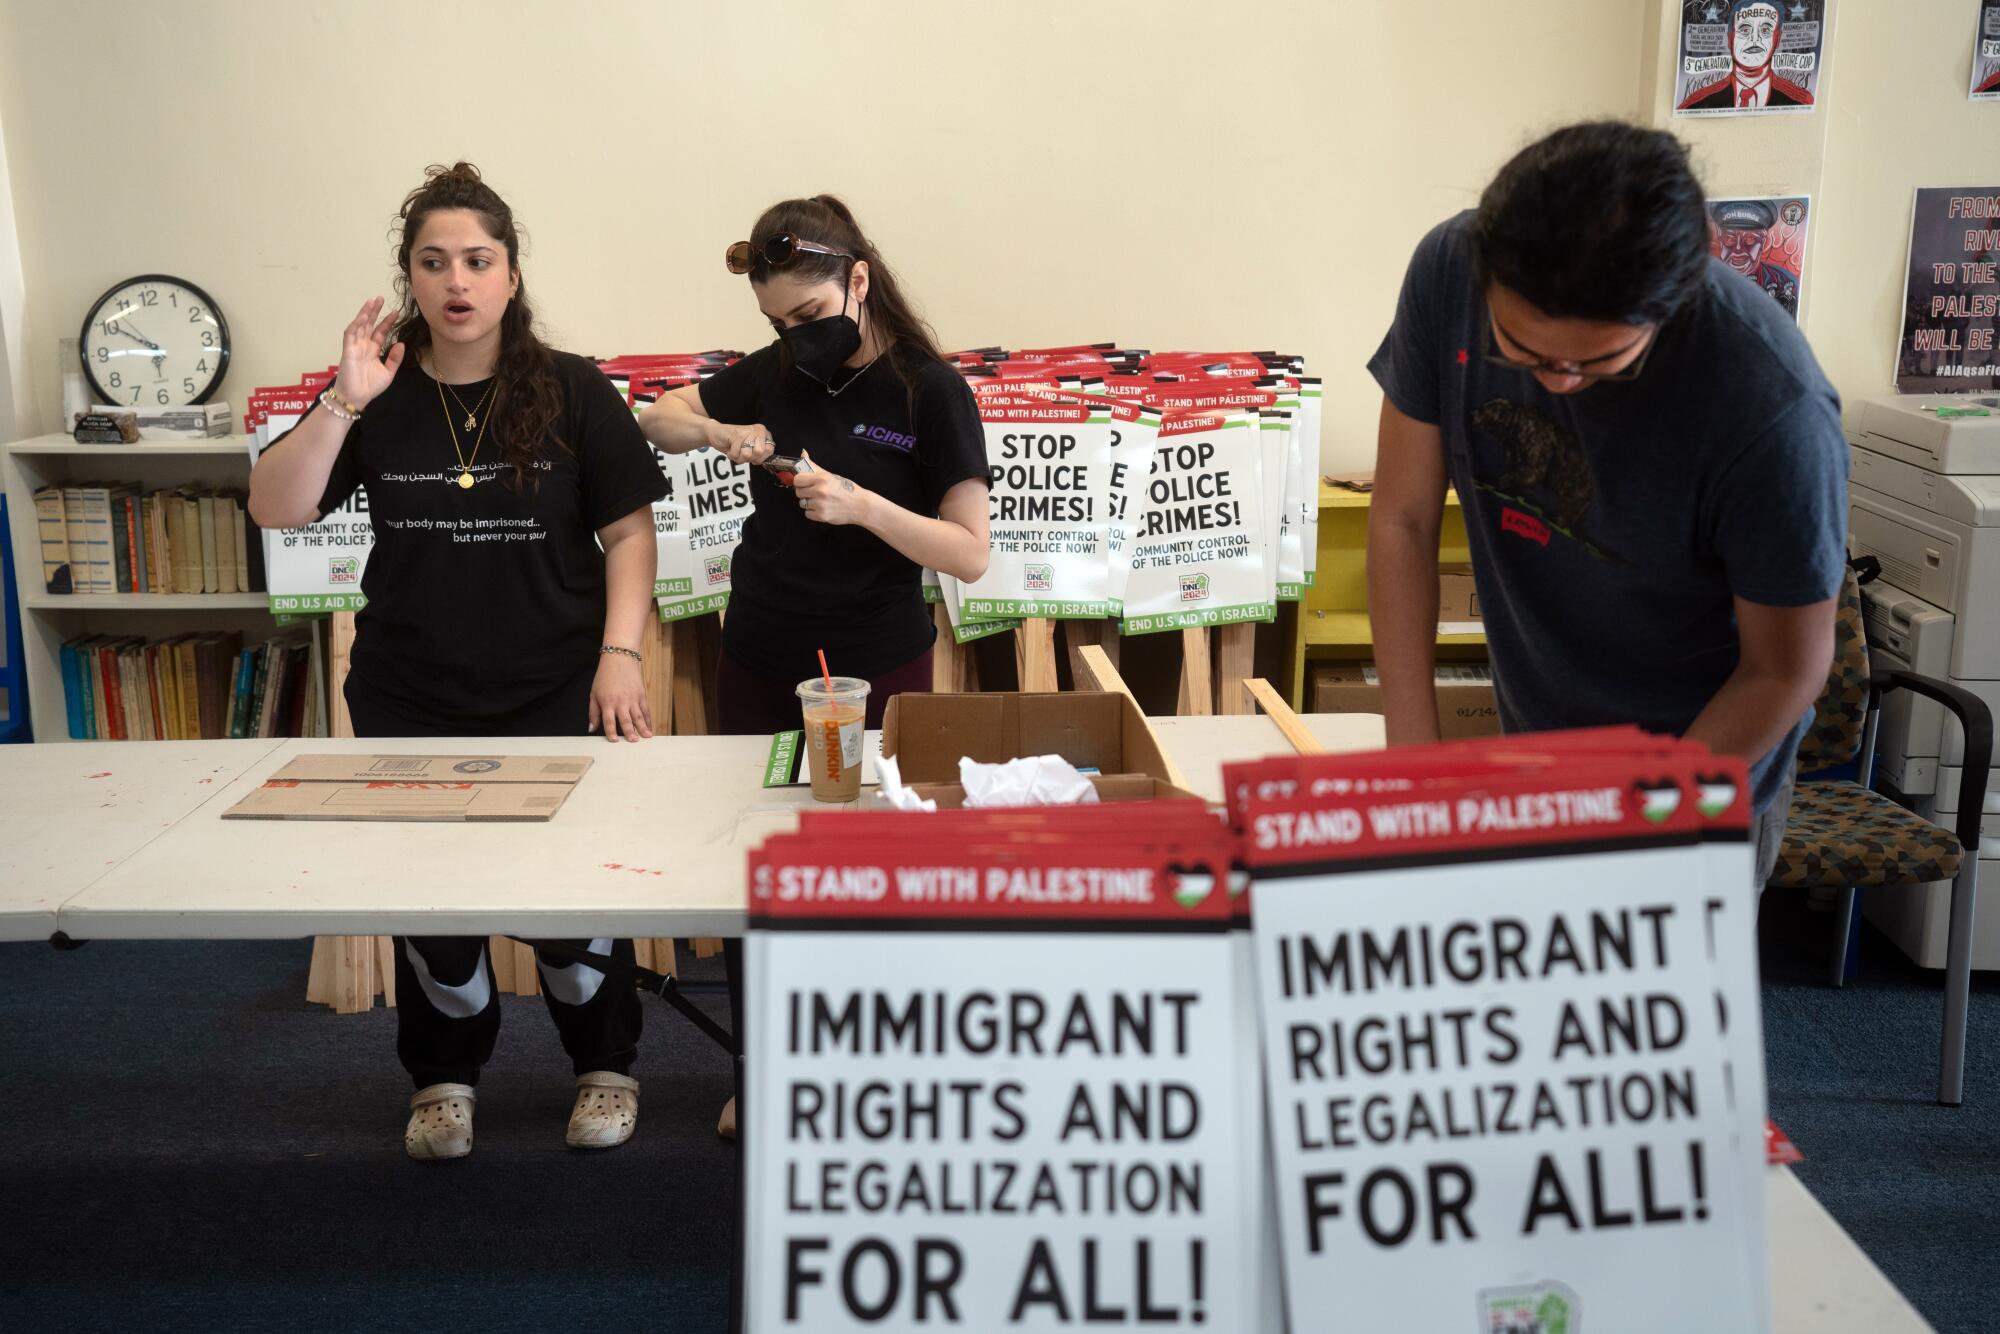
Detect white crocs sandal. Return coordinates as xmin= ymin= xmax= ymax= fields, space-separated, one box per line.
xmin=406 ymin=1083 xmax=475 ymax=1161
xmin=567 ymin=1071 xmax=639 ymax=1149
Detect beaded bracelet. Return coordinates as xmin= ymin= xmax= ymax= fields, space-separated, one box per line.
xmin=318 ymin=388 xmax=361 ymax=421
xmin=600 ymin=645 xmax=642 ymax=663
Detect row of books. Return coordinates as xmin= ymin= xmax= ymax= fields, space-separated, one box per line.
xmin=59 ymin=628 xmax=327 ymax=741
xmin=32 ymin=484 xmax=265 ymax=596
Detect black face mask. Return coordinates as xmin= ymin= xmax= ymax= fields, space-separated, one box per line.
xmin=779 ymin=282 xmax=862 ymax=386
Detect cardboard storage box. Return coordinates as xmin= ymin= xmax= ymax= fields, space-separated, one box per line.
xmin=1311 ymin=663 xmax=1500 ymax=739
xmin=223 ymin=753 xmax=593 ymax=821
xmin=1438 ymin=563 xmax=1481 ymax=622
xmin=880 ymin=691 xmax=1201 ymax=807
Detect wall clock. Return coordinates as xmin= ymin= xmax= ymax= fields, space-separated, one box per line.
xmin=79 ymin=274 xmax=230 ymax=407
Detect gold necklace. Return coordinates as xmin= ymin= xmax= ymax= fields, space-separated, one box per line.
xmin=435 ymin=371 xmax=496 ymax=489
xmin=440 ymin=376 xmax=496 ymax=430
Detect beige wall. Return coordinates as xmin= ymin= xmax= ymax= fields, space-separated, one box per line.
xmin=6 ymin=2 xmax=1987 ymax=469
xmin=0 ymin=0 xmax=1648 ymax=470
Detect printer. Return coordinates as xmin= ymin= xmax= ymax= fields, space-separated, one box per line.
xmin=1846 ymin=394 xmax=2000 ymax=969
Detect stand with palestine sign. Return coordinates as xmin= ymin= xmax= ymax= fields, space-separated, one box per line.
xmin=247 ymin=423 xmax=371 ymax=613
xmin=1227 ymin=734 xmax=1769 ymax=1333
xmin=743 ymin=805 xmax=1250 ymax=1332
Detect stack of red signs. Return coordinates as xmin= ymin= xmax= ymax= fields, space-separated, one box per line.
xmin=938 ymin=348 xmax=1321 ymax=644
xmin=1223 ymin=730 xmax=1771 ymax=1332
xmin=743 ymin=802 xmax=1259 ymax=1332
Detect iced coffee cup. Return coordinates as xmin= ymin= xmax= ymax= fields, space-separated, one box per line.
xmin=796 ymin=675 xmax=870 ymax=802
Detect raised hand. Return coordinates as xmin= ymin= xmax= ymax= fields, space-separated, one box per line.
xmin=334 ymin=297 xmax=407 ymax=410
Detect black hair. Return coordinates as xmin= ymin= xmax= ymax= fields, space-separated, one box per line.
xmin=744 ymin=195 xmax=945 ymax=401
xmin=1472 ymin=121 xmax=1711 ymax=325
xmin=391 ymin=162 xmax=565 ymax=491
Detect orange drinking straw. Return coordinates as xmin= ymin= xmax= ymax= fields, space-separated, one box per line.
xmin=817 ymin=649 xmax=834 ymax=693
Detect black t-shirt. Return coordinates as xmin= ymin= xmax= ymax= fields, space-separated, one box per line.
xmin=272 ymin=350 xmax=667 ymax=716
xmin=697 ymin=342 xmax=988 ymax=680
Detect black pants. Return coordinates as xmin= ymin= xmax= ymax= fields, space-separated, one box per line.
xmin=346 ymin=667 xmax=642 ymax=1089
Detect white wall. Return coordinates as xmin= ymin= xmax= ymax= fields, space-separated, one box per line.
xmin=0 ymin=0 xmax=1648 ymax=470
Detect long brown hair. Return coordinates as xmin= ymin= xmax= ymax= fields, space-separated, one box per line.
xmin=390 ymin=162 xmax=565 ymax=490
xmin=745 ymin=195 xmax=945 ymax=400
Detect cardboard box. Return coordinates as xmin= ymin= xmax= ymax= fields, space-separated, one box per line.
xmin=1438 ymin=563 xmax=1481 ymax=622
xmin=1311 ymin=662 xmax=1500 ymax=740
xmin=880 ymin=691 xmax=1201 ymax=806
xmin=222 ymin=753 xmax=593 ymax=821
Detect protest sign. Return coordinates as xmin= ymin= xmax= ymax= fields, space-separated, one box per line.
xmin=1674 ymin=0 xmax=1824 ymax=117
xmin=744 ymin=822 xmax=1252 ymax=1331
xmin=1120 ymin=410 xmax=1274 ymax=636
xmin=248 ymin=414 xmax=372 ymax=614
xmin=1238 ymin=750 xmax=1765 ymax=1332
xmin=670 ymin=445 xmax=751 ymax=617
xmin=1897 ymin=187 xmax=2000 ymax=393
xmin=1973 ymin=0 xmax=2000 ymax=101
xmin=958 ymin=392 xmax=1119 ymax=619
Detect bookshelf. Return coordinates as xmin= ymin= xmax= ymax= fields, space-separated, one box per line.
xmin=2 ymin=432 xmax=281 ymax=743
xmin=1285 ymin=483 xmax=1485 ymax=709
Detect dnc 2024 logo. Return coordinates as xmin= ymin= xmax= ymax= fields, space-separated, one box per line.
xmin=1179 ymin=573 xmax=1211 ymax=602
xmin=1478 ymin=1280 xmax=1578 ymax=1334
xmin=327 ymin=557 xmax=359 ymax=585
xmin=1023 ymin=563 xmax=1053 ymax=591
xmin=704 ymin=555 xmax=732 ymax=586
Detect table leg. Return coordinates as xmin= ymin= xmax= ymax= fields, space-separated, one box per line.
xmin=725 ymin=936 xmax=746 ymax=1334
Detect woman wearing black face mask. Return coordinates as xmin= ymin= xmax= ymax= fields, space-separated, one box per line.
xmin=639 ymin=195 xmax=991 ymax=737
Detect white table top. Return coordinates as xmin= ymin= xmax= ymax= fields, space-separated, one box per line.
xmin=0 ymin=739 xmax=285 ymax=941
xmin=1769 ymin=1165 xmax=1933 ymax=1331
xmin=55 ymin=734 xmax=813 ymax=940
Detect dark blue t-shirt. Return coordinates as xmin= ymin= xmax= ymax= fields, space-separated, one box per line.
xmin=1368 ymin=212 xmax=1848 ymax=816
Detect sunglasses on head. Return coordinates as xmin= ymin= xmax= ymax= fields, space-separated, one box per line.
xmin=724 ymin=233 xmax=854 ymax=275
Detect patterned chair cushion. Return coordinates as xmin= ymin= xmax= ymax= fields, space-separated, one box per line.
xmin=1795 ymin=567 xmax=1870 ymax=775
xmin=1768 ymin=780 xmax=1963 ymax=889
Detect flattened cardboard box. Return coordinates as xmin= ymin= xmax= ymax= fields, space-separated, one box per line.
xmin=223 ymin=754 xmax=593 ymax=822
xmin=880 ymin=691 xmax=1201 ymax=805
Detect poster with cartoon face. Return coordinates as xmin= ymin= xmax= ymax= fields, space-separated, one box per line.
xmin=1707 ymin=196 xmax=1810 ymax=321
xmin=1674 ymin=0 xmax=1826 ymax=117
xmin=1973 ymin=0 xmax=2000 ymax=102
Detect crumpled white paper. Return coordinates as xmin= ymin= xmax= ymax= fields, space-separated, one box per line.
xmin=960 ymin=754 xmax=1100 ymax=808
xmin=874 ymin=753 xmax=937 ymax=812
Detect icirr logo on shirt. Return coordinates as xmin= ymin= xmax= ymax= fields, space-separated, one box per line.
xmin=1023 ymin=563 xmax=1053 ymax=591
xmin=328 ymin=557 xmax=359 ymax=585
xmin=851 ymin=422 xmax=917 ymax=453
xmin=704 ymin=554 xmax=731 ymax=585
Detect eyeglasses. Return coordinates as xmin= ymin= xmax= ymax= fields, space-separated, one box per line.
xmin=1483 ymin=313 xmax=1658 ymax=384
xmin=724 ymin=233 xmax=854 ymax=275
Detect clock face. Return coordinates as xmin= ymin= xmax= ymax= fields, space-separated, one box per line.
xmin=79 ymin=274 xmax=230 ymax=408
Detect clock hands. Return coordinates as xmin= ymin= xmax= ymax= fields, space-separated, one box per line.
xmin=112 ymin=318 xmax=169 ymax=382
